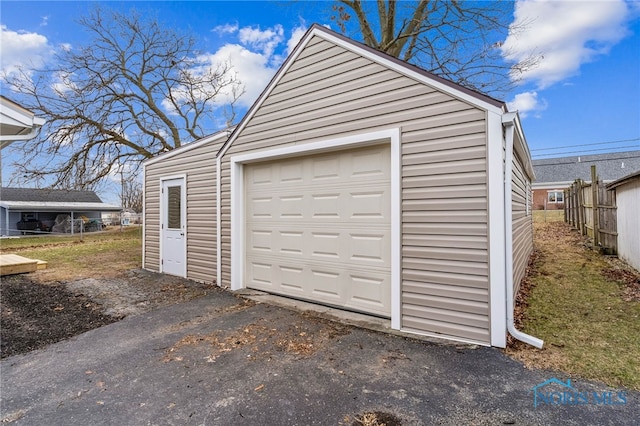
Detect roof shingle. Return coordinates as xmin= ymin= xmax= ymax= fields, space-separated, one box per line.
xmin=0 ymin=187 xmax=104 ymax=203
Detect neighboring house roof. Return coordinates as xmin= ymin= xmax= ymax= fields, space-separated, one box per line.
xmin=532 ymin=150 xmax=640 ymax=185
xmin=0 ymin=187 xmax=121 ymax=211
xmin=0 ymin=96 xmax=46 ymax=148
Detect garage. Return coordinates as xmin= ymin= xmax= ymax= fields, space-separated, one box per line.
xmin=145 ymin=24 xmax=538 ymax=347
xmin=244 ymin=144 xmax=391 ymax=317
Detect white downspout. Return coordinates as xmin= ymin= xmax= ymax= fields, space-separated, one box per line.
xmin=216 ymin=155 xmax=222 ymax=287
xmin=503 ymin=112 xmax=544 ymax=349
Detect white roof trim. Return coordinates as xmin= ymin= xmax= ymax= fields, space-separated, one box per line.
xmin=532 ymin=181 xmax=574 ymax=189
xmin=219 ymin=25 xmax=504 ymax=159
xmin=143 ymin=128 xmax=232 ymax=168
xmin=0 ymin=201 xmax=121 ymax=212
xmin=511 ymin=113 xmax=535 ymax=180
xmin=0 ymin=97 xmax=45 ymax=129
xmin=316 ymin=30 xmax=504 ymax=113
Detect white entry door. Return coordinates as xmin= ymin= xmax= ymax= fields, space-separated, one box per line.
xmin=161 ymin=177 xmax=186 ymax=277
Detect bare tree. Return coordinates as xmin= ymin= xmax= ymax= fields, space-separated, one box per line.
xmin=4 ymin=6 xmax=243 ymax=189
xmin=122 ymin=179 xmax=143 ymax=213
xmin=331 ymin=0 xmax=539 ymax=95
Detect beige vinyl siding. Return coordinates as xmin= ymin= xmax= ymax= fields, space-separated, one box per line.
xmin=401 ymin=118 xmax=489 ymax=343
xmin=220 ymin=36 xmax=491 ymax=344
xmin=511 ymin=151 xmax=533 ymax=295
xmin=144 ymin=139 xmax=222 ymax=283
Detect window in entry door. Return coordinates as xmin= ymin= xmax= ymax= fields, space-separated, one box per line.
xmin=167 ymin=186 xmax=181 ymax=229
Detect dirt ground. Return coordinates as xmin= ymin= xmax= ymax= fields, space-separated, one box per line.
xmin=1 ymin=269 xmax=217 ymax=358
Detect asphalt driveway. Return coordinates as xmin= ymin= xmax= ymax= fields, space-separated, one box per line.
xmin=1 ymin=291 xmax=637 ymax=425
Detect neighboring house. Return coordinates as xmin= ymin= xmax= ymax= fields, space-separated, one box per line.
xmin=532 ymin=150 xmax=640 ymax=210
xmin=0 ymin=187 xmax=121 ymax=236
xmin=102 ymin=209 xmax=142 ymax=226
xmin=0 ymin=95 xmax=45 ymax=149
xmin=607 ymin=171 xmax=640 ymax=271
xmin=143 ymin=25 xmax=536 ymax=348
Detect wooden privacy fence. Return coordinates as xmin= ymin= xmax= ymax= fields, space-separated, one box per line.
xmin=564 ymin=165 xmax=618 ymax=254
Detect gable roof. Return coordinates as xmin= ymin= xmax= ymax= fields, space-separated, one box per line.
xmin=219 ymin=23 xmax=506 ymax=158
xmin=532 ymin=150 xmax=640 ymax=184
xmin=0 ymin=187 xmax=120 ymax=212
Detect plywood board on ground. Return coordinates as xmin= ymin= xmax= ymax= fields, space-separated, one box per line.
xmin=0 ymin=254 xmax=40 ymax=276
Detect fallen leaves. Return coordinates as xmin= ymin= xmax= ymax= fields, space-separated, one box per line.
xmin=163 ymin=317 xmax=350 ymax=363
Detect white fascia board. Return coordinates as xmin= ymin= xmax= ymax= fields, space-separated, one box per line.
xmin=230 ymin=128 xmax=402 ymax=330
xmin=315 ymin=30 xmax=505 ymax=115
xmin=532 ymin=181 xmax=573 ymax=189
xmin=510 ymin=113 xmax=535 ymax=180
xmin=218 ymin=30 xmax=315 ymax=160
xmin=143 ymin=129 xmax=231 ymax=167
xmin=487 ymin=110 xmax=507 ymax=348
xmin=0 ymin=102 xmax=37 ymax=128
xmin=219 ymin=26 xmax=504 ymax=160
xmin=0 ymin=201 xmax=121 ymax=211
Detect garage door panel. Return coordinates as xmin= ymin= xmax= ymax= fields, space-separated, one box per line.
xmin=349 ymin=232 xmax=388 ymax=264
xmin=280 ymin=195 xmax=305 ymax=218
xmin=280 ymin=162 xmax=303 ymax=183
xmin=248 ymin=196 xmax=274 ymax=218
xmin=249 ymin=229 xmax=272 ymax=252
xmin=349 ymin=273 xmax=389 ymax=311
xmin=250 ymin=165 xmax=273 ymax=185
xmin=312 ymin=157 xmax=340 ymax=181
xmin=351 ymin=149 xmax=387 ymax=178
xmin=310 ymin=269 xmax=342 ymax=298
xmin=279 ymin=230 xmax=304 ymax=255
xmin=249 ymin=262 xmax=274 ymax=286
xmin=279 ymin=266 xmax=304 ymax=291
xmin=245 ymin=144 xmax=391 ymax=317
xmin=310 ymin=193 xmax=341 ymax=218
xmin=350 ymin=190 xmax=388 ymax=219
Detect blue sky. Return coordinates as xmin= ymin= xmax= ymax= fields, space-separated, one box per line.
xmin=1 ymin=0 xmax=639 ymax=201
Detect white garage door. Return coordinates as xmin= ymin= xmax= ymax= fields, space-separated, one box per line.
xmin=245 ymin=144 xmax=391 ymax=317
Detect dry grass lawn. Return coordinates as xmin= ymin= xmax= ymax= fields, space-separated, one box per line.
xmin=1 ymin=227 xmax=142 ymax=282
xmin=507 ymin=210 xmax=640 ymax=390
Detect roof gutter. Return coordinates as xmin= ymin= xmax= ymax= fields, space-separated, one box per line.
xmin=503 ymin=112 xmax=544 ymax=349
xmin=0 ymin=115 xmax=45 ymax=150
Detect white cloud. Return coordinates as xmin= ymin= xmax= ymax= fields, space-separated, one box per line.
xmin=50 ymin=71 xmax=76 ymax=95
xmin=212 ymin=22 xmax=239 ymax=35
xmin=238 ymin=24 xmax=284 ymax=58
xmin=286 ymin=25 xmax=308 ymax=56
xmin=0 ymin=25 xmax=52 ymax=77
xmin=175 ymin=25 xmax=310 ymax=111
xmin=502 ymin=0 xmax=632 ymax=88
xmin=201 ymin=43 xmax=278 ymax=108
xmin=507 ymin=91 xmax=548 ymax=118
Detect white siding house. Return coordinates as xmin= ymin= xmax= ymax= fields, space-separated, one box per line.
xmin=607 ymin=171 xmax=640 ymax=271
